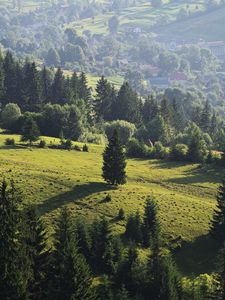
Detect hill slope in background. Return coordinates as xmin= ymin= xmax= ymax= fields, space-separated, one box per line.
xmin=0 ymin=132 xmax=221 ymax=275
xmin=157 ymin=6 xmax=225 ymax=41
xmin=68 ymin=1 xmax=225 ymax=42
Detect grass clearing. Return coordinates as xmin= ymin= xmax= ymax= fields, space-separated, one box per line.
xmin=0 ymin=132 xmax=222 ymax=276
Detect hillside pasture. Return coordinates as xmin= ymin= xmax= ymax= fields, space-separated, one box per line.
xmin=0 ymin=132 xmax=222 ymax=275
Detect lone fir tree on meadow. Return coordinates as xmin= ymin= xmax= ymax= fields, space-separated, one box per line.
xmin=211 ymin=173 xmax=225 ymax=242
xmin=102 ymin=129 xmax=126 ymax=185
xmin=21 ymin=117 xmax=40 ymax=145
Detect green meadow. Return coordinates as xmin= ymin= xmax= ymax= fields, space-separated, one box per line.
xmin=0 ymin=132 xmax=222 ymax=276
xmin=69 ymin=1 xmax=205 ymax=37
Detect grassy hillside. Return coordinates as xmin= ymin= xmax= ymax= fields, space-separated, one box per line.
xmin=0 ymin=132 xmax=222 ymax=275
xmin=63 ymin=70 xmax=123 ymax=90
xmin=157 ymin=6 xmax=225 ymax=41
xmin=67 ymin=1 xmax=225 ymax=42
xmin=0 ymin=0 xmax=43 ymax=11
xmin=69 ymin=1 xmax=205 ymax=36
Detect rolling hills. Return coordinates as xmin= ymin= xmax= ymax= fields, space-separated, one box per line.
xmin=0 ymin=132 xmax=222 ymax=275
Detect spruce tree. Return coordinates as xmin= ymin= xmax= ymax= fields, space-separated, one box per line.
xmin=21 ymin=116 xmax=40 ymax=145
xmin=211 ymin=174 xmax=225 ymax=243
xmin=115 ymin=285 xmax=131 ymax=300
xmin=40 ymin=66 xmax=52 ymax=104
xmin=114 ymin=82 xmax=141 ymax=124
xmin=70 ymin=71 xmax=79 ymax=100
xmin=200 ymin=100 xmax=211 ymax=133
xmin=114 ymin=246 xmax=138 ymax=292
xmin=172 ymin=98 xmax=187 ymax=131
xmin=125 ymin=212 xmax=143 ymax=243
xmin=95 ymin=76 xmax=113 ymax=121
xmin=3 ymin=51 xmax=17 ymax=104
xmin=0 ymin=51 xmax=4 ymax=102
xmin=23 ymin=61 xmax=41 ymax=111
xmin=78 ymin=72 xmax=93 ymax=123
xmin=90 ymin=218 xmax=112 ymax=272
xmin=158 ymin=254 xmax=181 ymax=300
xmin=78 ymin=72 xmax=91 ymax=103
xmin=210 ymin=112 xmax=218 ymax=137
xmin=142 ymin=95 xmax=159 ymax=125
xmin=142 ymin=198 xmax=161 ymax=247
xmin=21 ymin=206 xmax=50 ymax=300
xmin=50 ymin=207 xmax=95 ymax=300
xmin=74 ymin=217 xmax=91 ymax=263
xmin=0 ymin=180 xmax=27 ymax=299
xmin=187 ymin=123 xmax=207 ymax=163
xmin=15 ymin=62 xmax=25 ymax=109
xmin=161 ymin=97 xmax=172 ymax=125
xmin=102 ymin=129 xmax=126 ymax=185
xmin=51 ymin=68 xmax=66 ymax=104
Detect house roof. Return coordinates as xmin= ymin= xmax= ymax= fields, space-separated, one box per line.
xmin=169 ymin=72 xmax=188 ymax=81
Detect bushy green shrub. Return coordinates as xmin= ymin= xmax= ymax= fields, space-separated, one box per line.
xmin=39 ymin=140 xmax=46 ymax=148
xmin=170 ymin=144 xmax=188 ymax=161
xmin=105 ymin=120 xmax=136 ymax=145
xmin=5 ymin=138 xmax=15 ymax=146
xmin=74 ymin=145 xmax=81 ymax=151
xmin=152 ymin=142 xmax=168 ymax=159
xmin=83 ymin=144 xmax=89 ymax=152
xmin=1 ymin=103 xmax=21 ymax=130
xmin=127 ymin=138 xmax=150 ymax=158
xmin=118 ymin=208 xmax=125 ymax=220
xmin=79 ymin=132 xmax=106 ymax=145
xmin=61 ymin=139 xmax=73 ymax=150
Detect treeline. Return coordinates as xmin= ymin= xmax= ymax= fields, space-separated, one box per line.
xmin=0 ymin=51 xmax=224 ymax=163
xmin=1 ymin=178 xmax=224 ymax=300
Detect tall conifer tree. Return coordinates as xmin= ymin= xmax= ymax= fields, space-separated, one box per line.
xmin=0 ymin=180 xmax=27 ymax=299
xmin=95 ymin=76 xmax=113 ymax=121
xmin=49 ymin=207 xmax=95 ymax=300
xmin=3 ymin=51 xmax=17 ymax=104
xmin=51 ymin=68 xmax=65 ymax=104
xmin=22 ymin=206 xmax=50 ymax=300
xmin=102 ymin=130 xmax=126 ymax=185
xmin=40 ymin=66 xmax=52 ymax=104
xmin=23 ymin=61 xmax=40 ymax=111
xmin=0 ymin=51 xmax=4 ymax=101
xmin=211 ymin=174 xmax=225 ymax=243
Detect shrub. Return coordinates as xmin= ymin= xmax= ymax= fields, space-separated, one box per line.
xmin=153 ymin=142 xmax=168 ymax=159
xmin=61 ymin=139 xmax=72 ymax=150
xmin=127 ymin=138 xmax=149 ymax=158
xmin=206 ymin=150 xmax=214 ymax=164
xmin=83 ymin=144 xmax=89 ymax=152
xmin=105 ymin=120 xmax=136 ymax=145
xmin=103 ymin=194 xmax=112 ymax=203
xmin=74 ymin=145 xmax=81 ymax=151
xmin=5 ymin=138 xmax=15 ymax=146
xmin=1 ymin=103 xmax=21 ymax=130
xmin=79 ymin=132 xmax=106 ymax=145
xmin=39 ymin=140 xmax=46 ymax=148
xmin=118 ymin=208 xmax=125 ymax=220
xmin=170 ymin=144 xmax=188 ymax=161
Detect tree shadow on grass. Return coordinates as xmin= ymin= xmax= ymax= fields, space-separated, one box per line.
xmin=168 ymin=165 xmax=223 ymax=185
xmin=149 ymin=160 xmax=190 ymax=169
xmin=174 ymin=234 xmax=220 ymax=276
xmin=37 ymin=182 xmax=115 ymax=215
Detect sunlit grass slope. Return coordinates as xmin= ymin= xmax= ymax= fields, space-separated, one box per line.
xmin=0 ymin=132 xmax=222 ymax=275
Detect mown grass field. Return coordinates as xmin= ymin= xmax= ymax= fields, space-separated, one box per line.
xmin=0 ymin=131 xmax=222 ymax=276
